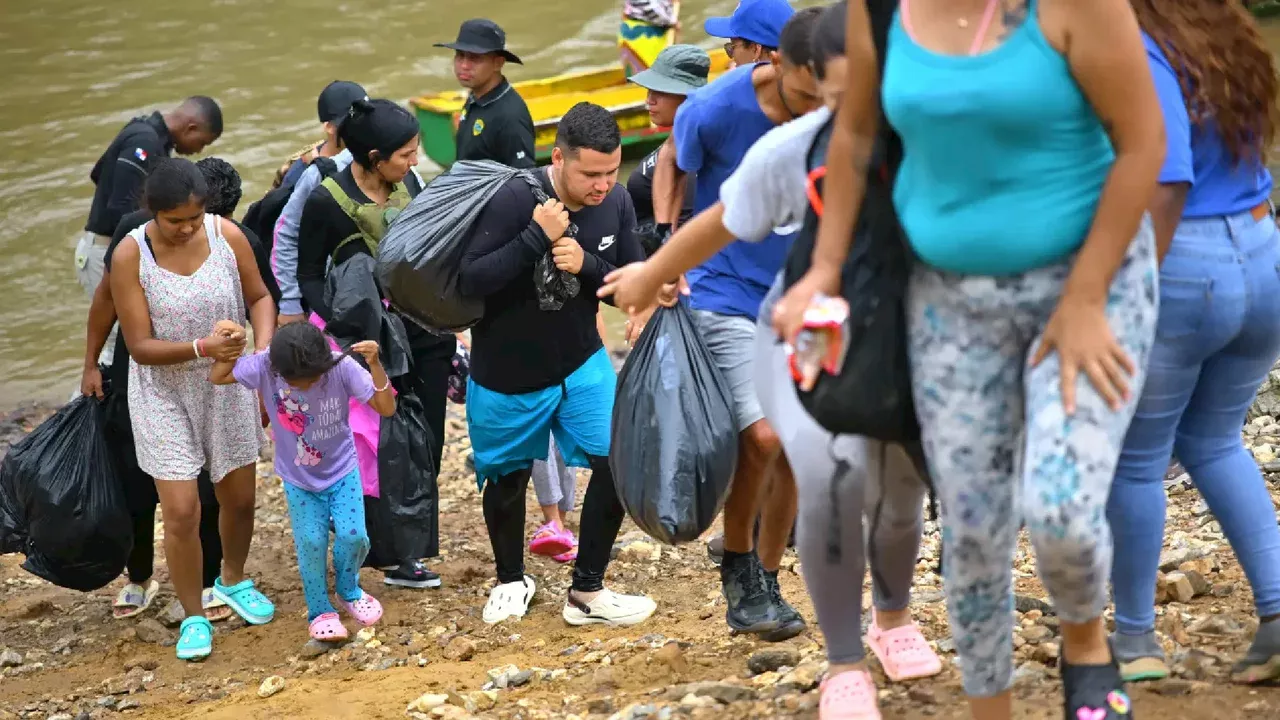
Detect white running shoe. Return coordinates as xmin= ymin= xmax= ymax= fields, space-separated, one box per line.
xmin=483 ymin=575 xmax=536 ymax=624
xmin=563 ymin=588 xmax=657 ymax=627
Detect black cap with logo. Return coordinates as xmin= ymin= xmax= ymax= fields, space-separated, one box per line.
xmin=317 ymin=80 xmax=369 ymax=127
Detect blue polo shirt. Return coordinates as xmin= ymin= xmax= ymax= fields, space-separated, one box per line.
xmin=1145 ymin=32 xmax=1272 ymax=218
xmin=674 ymin=63 xmax=795 ymax=320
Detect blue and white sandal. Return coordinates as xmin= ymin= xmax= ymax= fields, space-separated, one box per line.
xmin=211 ymin=576 xmax=275 ymax=625
xmin=176 ymin=616 xmax=213 ymax=661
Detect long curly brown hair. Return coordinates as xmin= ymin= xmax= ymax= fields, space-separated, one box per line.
xmin=1130 ymin=0 xmax=1279 ymax=165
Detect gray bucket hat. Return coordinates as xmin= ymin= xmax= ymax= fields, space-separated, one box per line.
xmin=629 ymin=44 xmax=711 ymax=96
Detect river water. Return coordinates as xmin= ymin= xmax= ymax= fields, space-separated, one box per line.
xmin=0 ymin=2 xmax=1271 ymax=407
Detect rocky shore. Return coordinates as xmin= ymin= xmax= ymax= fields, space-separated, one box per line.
xmin=0 ymin=390 xmax=1277 ymax=719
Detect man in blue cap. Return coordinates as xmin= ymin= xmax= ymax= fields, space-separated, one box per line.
xmin=703 ymin=0 xmax=796 ymax=68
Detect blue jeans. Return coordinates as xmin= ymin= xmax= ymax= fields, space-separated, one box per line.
xmin=1109 ymin=208 xmax=1280 ymax=635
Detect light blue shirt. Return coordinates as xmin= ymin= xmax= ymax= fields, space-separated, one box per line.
xmin=882 ymin=6 xmax=1115 ymax=276
xmin=274 ymin=148 xmax=353 ymax=315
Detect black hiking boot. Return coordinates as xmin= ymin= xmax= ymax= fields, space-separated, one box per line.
xmin=757 ymin=569 xmax=806 ymax=642
xmin=384 ymin=560 xmax=442 ymax=589
xmin=1061 ymin=651 xmax=1134 ymax=719
xmin=720 ymin=550 xmax=780 ymax=634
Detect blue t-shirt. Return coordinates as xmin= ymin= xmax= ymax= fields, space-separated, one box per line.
xmin=674 ymin=63 xmax=795 ymax=320
xmin=1144 ymin=32 xmax=1272 ymax=219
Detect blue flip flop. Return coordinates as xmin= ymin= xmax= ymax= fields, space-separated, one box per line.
xmin=211 ymin=576 xmax=275 ymax=625
xmin=176 ymin=616 xmax=213 ymax=661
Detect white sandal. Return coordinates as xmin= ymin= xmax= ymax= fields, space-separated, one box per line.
xmin=113 ymin=580 xmax=160 ymax=619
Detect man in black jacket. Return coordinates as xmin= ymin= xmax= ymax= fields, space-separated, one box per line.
xmin=457 ymin=103 xmax=656 ymax=627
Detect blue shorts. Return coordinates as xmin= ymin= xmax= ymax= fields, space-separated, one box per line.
xmin=466 ymin=349 xmax=616 ymax=488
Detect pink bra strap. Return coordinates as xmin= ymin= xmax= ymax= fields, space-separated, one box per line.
xmin=969 ymin=0 xmax=1001 ymax=56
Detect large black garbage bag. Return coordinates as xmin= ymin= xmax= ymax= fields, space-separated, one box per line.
xmin=377 ymin=160 xmax=526 ymax=334
xmin=0 ymin=396 xmax=131 ymax=591
xmin=325 ymin=254 xmax=412 ymax=380
xmin=609 ymin=301 xmax=737 ymax=544
xmin=364 ymin=389 xmax=438 ymax=566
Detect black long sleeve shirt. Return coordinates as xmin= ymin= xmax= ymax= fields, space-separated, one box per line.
xmin=459 ymin=170 xmax=643 ymax=394
xmin=85 ymin=113 xmax=172 ymax=236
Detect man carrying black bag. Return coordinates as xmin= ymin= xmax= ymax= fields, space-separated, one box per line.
xmin=456 ymin=103 xmax=660 ymax=627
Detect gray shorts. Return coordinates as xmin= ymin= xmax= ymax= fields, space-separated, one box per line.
xmin=74 ymin=231 xmax=109 ymax=297
xmin=692 ymin=309 xmax=764 ymax=433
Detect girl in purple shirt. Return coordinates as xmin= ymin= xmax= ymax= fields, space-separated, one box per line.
xmin=210 ymin=321 xmax=396 ymax=642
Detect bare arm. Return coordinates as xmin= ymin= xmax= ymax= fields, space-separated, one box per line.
xmin=84 ymin=273 xmax=117 ymax=371
xmin=1150 ymin=183 xmax=1189 ymax=263
xmin=647 ymin=204 xmax=735 ymax=282
xmin=366 ymin=358 xmax=396 ymax=418
xmin=209 ymin=358 xmax=237 ymax=385
xmin=224 ymin=219 xmax=277 ymax=352
xmin=771 ymin=1 xmax=880 ymax=342
xmin=651 ymin=137 xmax=687 ymax=226
xmin=110 ymin=239 xmax=206 ymax=366
xmin=1056 ymin=0 xmax=1165 ymax=299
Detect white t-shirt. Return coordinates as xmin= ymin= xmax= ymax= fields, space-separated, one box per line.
xmin=719 ymin=106 xmax=832 ymax=243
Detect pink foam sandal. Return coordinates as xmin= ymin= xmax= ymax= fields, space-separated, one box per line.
xmin=819 ymin=669 xmax=882 ymax=719
xmin=552 ymin=543 xmax=578 ymax=564
xmin=339 ymin=591 xmax=383 ymax=627
xmin=529 ymin=520 xmax=575 ymax=557
xmin=309 ymin=612 xmax=349 ymax=642
xmin=865 ymin=613 xmax=943 ymax=682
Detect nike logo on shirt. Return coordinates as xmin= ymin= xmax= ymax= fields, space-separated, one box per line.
xmin=598 ymin=235 xmax=615 ymax=251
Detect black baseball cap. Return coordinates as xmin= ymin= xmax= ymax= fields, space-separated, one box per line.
xmin=317 ymin=80 xmax=369 ymax=126
xmin=434 ymin=19 xmax=523 ymax=64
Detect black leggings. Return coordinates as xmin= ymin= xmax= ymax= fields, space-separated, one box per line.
xmin=483 ymin=454 xmax=625 ymax=592
xmin=125 ymin=471 xmax=223 ymax=588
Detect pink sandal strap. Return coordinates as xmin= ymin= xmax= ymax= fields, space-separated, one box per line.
xmin=866 ymin=620 xmax=943 ymax=681
xmin=820 ymin=670 xmax=882 ymax=720
xmin=309 ymin=612 xmax=348 ymax=641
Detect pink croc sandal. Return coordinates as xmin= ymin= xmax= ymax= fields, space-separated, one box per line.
xmin=529 ymin=520 xmax=575 ymax=557
xmin=309 ymin=612 xmax=349 ymax=642
xmin=865 ymin=613 xmax=944 ymax=682
xmin=339 ymin=592 xmax=383 ymax=627
xmin=551 ymin=542 xmax=578 ymax=564
xmin=819 ymin=669 xmax=882 ymax=720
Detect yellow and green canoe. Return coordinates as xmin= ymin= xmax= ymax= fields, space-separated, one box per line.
xmin=410 ymin=3 xmax=730 ymax=168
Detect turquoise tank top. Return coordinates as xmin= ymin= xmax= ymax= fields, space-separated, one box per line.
xmin=882 ymin=2 xmax=1115 ymax=275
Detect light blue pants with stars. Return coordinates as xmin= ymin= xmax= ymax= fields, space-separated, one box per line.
xmin=283 ymin=467 xmax=370 ymax=621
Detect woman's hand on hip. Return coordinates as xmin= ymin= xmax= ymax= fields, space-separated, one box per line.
xmin=1031 ymin=293 xmax=1134 ymax=415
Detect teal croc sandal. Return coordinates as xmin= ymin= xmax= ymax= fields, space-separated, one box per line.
xmin=176 ymin=616 xmax=213 ymax=661
xmin=212 ymin=576 xmax=275 ymax=625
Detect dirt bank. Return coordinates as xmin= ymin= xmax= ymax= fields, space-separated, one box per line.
xmin=1 ymin=404 xmax=1278 ymax=719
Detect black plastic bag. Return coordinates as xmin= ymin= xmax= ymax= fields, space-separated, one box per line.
xmin=325 ymin=253 xmax=412 ymax=380
xmin=0 ymin=396 xmax=132 ymax=591
xmin=368 ymin=389 xmax=438 ymax=563
xmin=633 ymin=220 xmax=671 ymax=259
xmin=525 ymin=178 xmax=581 ymax=311
xmin=609 ymin=301 xmax=738 ymax=544
xmin=377 ymin=160 xmax=527 ymax=333
xmin=781 ymin=117 xmax=919 ymax=444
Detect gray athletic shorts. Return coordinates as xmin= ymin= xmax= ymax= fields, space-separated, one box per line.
xmin=692 ymin=309 xmax=764 ymax=433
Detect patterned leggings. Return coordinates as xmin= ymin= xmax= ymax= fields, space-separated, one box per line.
xmin=283 ymin=467 xmax=370 ymax=621
xmin=907 ymin=221 xmax=1158 ymax=696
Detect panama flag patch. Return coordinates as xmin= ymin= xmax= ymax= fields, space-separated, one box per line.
xmin=134 ymin=147 xmax=148 ymax=162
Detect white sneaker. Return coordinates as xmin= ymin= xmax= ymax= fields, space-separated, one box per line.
xmin=563 ymin=588 xmax=657 ymax=627
xmin=483 ymin=575 xmax=535 ymax=624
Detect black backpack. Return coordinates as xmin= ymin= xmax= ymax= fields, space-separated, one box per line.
xmin=241 ymin=155 xmax=339 ymax=258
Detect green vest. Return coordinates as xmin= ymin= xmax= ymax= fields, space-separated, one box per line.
xmin=322 ymin=176 xmax=412 ymax=260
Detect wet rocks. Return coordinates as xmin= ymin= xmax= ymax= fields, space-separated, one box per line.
xmin=0 ymin=649 xmax=23 ymax=668
xmin=407 ymin=693 xmax=449 ymax=714
xmin=442 ymin=636 xmax=476 ymax=661
xmin=133 ymin=619 xmax=174 ymax=646
xmin=257 ymin=676 xmax=285 ymax=698
xmin=747 ymin=648 xmax=800 ymax=675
